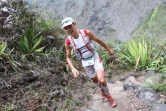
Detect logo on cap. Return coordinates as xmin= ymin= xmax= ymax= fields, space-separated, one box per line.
xmin=61 ymin=17 xmax=74 ymax=28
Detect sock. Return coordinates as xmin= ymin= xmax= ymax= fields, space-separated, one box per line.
xmin=101 ymin=85 xmax=110 ymax=95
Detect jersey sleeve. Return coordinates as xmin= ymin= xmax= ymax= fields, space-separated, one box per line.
xmin=84 ymin=29 xmax=89 ymax=36
xmin=65 ymin=38 xmax=70 ymax=45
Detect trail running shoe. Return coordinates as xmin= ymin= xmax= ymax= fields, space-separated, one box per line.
xmin=106 ymin=95 xmax=117 ymax=108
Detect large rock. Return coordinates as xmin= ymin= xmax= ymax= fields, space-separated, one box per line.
xmin=135 ymin=86 xmax=159 ymax=102
xmin=26 ymin=0 xmax=165 ymax=41
xmin=0 ymin=0 xmax=14 ymax=33
xmin=123 ymin=76 xmax=141 ymax=90
xmin=153 ymin=104 xmax=166 ymax=111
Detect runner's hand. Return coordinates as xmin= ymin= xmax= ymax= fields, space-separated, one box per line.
xmin=108 ymin=49 xmax=114 ymax=56
xmin=71 ymin=68 xmax=79 ymax=78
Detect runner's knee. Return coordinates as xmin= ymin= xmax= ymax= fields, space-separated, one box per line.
xmin=98 ymin=78 xmax=105 ymax=84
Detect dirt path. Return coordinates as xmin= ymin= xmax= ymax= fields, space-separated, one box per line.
xmin=78 ymin=82 xmax=151 ymax=111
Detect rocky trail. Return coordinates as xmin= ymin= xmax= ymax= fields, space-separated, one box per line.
xmin=77 ymin=72 xmax=166 ymax=111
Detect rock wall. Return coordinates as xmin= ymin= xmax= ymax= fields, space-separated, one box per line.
xmin=27 ymin=0 xmax=165 ymax=41
xmin=0 ymin=0 xmax=15 ymax=40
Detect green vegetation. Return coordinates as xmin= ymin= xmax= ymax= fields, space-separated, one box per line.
xmin=142 ymin=73 xmax=166 ymax=94
xmin=117 ymin=39 xmax=154 ymax=70
xmin=151 ymin=83 xmax=166 ymax=92
xmin=134 ymin=6 xmax=166 ymax=42
xmin=16 ymin=27 xmax=45 ymax=55
xmin=147 ymin=58 xmax=166 ymax=72
xmin=0 ymin=43 xmax=7 ymax=56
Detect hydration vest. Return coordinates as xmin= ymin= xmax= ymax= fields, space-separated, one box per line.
xmin=68 ymin=30 xmax=96 ymax=60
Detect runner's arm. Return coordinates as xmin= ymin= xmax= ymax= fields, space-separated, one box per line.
xmin=65 ymin=43 xmax=75 ymax=70
xmin=65 ymin=43 xmax=79 ymax=78
xmin=87 ymin=30 xmax=114 ymax=56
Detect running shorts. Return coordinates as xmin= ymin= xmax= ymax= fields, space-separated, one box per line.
xmin=83 ymin=51 xmax=104 ymax=78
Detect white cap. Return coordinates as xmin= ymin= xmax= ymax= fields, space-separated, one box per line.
xmin=61 ymin=17 xmax=74 ymax=28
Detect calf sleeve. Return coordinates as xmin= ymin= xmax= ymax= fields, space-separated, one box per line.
xmin=101 ymin=85 xmax=110 ymax=95
xmin=96 ymin=82 xmax=110 ymax=95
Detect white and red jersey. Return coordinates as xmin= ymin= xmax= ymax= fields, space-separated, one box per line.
xmin=65 ymin=29 xmax=96 ymax=59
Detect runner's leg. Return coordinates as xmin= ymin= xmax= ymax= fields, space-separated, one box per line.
xmin=96 ymin=70 xmax=110 ymax=95
xmin=96 ymin=69 xmax=117 ymax=107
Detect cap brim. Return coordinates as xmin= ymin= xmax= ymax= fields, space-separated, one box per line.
xmin=62 ymin=21 xmax=73 ymax=28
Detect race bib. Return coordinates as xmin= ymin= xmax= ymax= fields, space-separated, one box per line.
xmin=82 ymin=57 xmax=95 ymax=67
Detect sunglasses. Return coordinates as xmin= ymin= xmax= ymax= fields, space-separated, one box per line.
xmin=64 ymin=24 xmax=73 ymax=30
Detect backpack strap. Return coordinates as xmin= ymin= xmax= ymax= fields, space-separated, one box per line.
xmin=79 ymin=30 xmax=92 ymax=52
xmin=69 ymin=36 xmax=76 ymax=47
xmin=68 ymin=36 xmax=82 ymax=58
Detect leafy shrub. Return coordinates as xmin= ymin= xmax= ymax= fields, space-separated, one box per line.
xmin=117 ymin=39 xmax=153 ymax=70
xmin=16 ymin=27 xmax=45 ymax=55
xmin=147 ymin=58 xmax=165 ymax=72
xmin=147 ymin=39 xmax=166 ymax=73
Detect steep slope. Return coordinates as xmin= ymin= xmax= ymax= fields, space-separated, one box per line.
xmin=27 ymin=0 xmax=165 ymax=41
